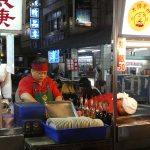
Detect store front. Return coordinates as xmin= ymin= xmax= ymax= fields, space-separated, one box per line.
xmin=113 ymin=0 xmax=150 ymax=149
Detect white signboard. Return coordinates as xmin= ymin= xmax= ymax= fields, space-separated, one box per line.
xmin=0 ymin=0 xmax=23 ymax=33
xmin=122 ymin=0 xmax=150 ymax=36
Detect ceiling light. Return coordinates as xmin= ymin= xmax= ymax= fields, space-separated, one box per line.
xmin=78 ymin=50 xmax=86 ymax=53
xmin=133 ymin=48 xmax=148 ymax=52
xmin=126 ymin=41 xmax=150 ymax=47
xmin=92 ymin=50 xmax=100 ymax=53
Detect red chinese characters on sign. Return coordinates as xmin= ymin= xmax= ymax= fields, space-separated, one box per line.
xmin=117 ymin=38 xmax=126 ymax=72
xmin=0 ymin=0 xmax=15 ymax=27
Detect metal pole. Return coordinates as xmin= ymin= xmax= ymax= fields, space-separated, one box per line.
xmin=0 ymin=37 xmax=2 ymax=128
xmin=0 ymin=97 xmax=2 ymax=128
xmin=112 ymin=0 xmax=119 ymax=149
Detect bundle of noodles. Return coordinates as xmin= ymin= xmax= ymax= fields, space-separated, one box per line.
xmin=46 ymin=116 xmax=104 ymax=129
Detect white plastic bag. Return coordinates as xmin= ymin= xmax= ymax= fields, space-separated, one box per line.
xmin=0 ymin=64 xmax=7 ymax=82
xmin=1 ymin=72 xmax=12 ymax=99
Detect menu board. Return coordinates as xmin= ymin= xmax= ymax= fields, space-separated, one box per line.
xmin=66 ymin=59 xmax=78 ymax=71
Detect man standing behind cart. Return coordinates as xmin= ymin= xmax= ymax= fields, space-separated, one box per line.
xmin=17 ymin=57 xmax=62 ymax=104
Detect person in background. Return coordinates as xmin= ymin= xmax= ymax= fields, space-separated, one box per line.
xmin=61 ymin=81 xmax=79 ymax=108
xmin=79 ymin=77 xmax=101 ymax=105
xmin=116 ymin=92 xmax=137 ymax=116
xmin=17 ymin=57 xmax=62 ymax=104
xmin=94 ymin=64 xmax=106 ymax=93
xmin=54 ymin=79 xmax=62 ymax=92
xmin=96 ymin=92 xmax=137 ymax=116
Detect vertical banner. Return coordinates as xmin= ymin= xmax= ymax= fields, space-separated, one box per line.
xmin=117 ymin=37 xmax=126 ymax=72
xmin=6 ymin=34 xmax=14 ymax=74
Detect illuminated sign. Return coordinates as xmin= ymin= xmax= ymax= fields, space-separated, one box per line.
xmin=122 ymin=0 xmax=150 ymax=36
xmin=76 ymin=9 xmax=91 ymax=26
xmin=30 ymin=0 xmax=40 ymax=40
xmin=48 ymin=50 xmax=59 ymax=64
xmin=75 ymin=0 xmax=91 ymax=27
xmin=0 ymin=0 xmax=23 ymax=32
xmin=30 ymin=8 xmax=39 ymax=18
xmin=117 ymin=38 xmax=126 ymax=72
xmin=30 ymin=29 xmax=39 ymax=39
xmin=32 ymin=0 xmax=39 ymax=7
xmin=30 ymin=18 xmax=39 ymax=28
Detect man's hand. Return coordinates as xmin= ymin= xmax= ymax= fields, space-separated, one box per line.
xmin=20 ymin=93 xmax=37 ymax=103
xmin=55 ymin=96 xmax=62 ymax=101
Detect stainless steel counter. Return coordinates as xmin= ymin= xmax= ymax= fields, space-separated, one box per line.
xmin=0 ymin=127 xmax=24 ymax=150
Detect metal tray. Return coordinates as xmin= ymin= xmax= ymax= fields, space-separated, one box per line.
xmin=116 ymin=114 xmax=150 ymax=141
xmin=45 ymin=101 xmax=78 ymax=118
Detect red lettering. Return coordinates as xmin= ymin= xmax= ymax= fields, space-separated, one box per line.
xmin=118 ymin=55 xmax=125 ymax=62
xmin=0 ymin=8 xmax=15 ymax=27
xmin=0 ymin=0 xmax=14 ymax=8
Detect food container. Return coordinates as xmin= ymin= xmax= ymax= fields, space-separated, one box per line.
xmin=14 ymin=102 xmax=45 ymax=126
xmin=42 ymin=122 xmax=109 ymax=143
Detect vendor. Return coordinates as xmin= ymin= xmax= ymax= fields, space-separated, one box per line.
xmin=79 ymin=77 xmax=101 ymax=105
xmin=17 ymin=57 xmax=62 ymax=104
xmin=116 ymin=92 xmax=137 ymax=116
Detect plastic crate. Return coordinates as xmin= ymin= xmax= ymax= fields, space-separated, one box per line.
xmin=14 ymin=103 xmax=45 ymax=126
xmin=42 ymin=122 xmax=109 ymax=144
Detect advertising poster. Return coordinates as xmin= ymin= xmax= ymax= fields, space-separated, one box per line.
xmin=122 ymin=0 xmax=150 ymax=36
xmin=117 ymin=37 xmax=126 ymax=72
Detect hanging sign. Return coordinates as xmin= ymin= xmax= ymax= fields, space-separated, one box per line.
xmin=30 ymin=0 xmax=40 ymax=40
xmin=117 ymin=38 xmax=126 ymax=72
xmin=0 ymin=0 xmax=23 ymax=33
xmin=30 ymin=29 xmax=40 ymax=39
xmin=122 ymin=0 xmax=150 ymax=36
xmin=30 ymin=18 xmax=39 ymax=28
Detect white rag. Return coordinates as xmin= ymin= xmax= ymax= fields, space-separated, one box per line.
xmin=117 ymin=92 xmax=137 ymax=114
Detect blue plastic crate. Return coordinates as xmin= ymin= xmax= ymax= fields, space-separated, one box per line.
xmin=42 ymin=122 xmax=109 ymax=143
xmin=14 ymin=103 xmax=45 ymax=126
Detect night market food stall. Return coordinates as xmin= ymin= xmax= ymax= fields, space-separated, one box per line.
xmin=0 ymin=0 xmax=25 ymax=149
xmin=113 ymin=0 xmax=150 ymax=149
xmin=0 ymin=0 xmax=150 ymax=150
xmin=0 ymin=1 xmax=112 ymax=150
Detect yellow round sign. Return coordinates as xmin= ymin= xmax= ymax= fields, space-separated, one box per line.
xmin=128 ymin=1 xmax=150 ymax=31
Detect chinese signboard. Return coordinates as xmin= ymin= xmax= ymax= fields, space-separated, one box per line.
xmin=48 ymin=50 xmax=59 ymax=64
xmin=30 ymin=8 xmax=39 ymax=18
xmin=117 ymin=37 xmax=126 ymax=72
xmin=30 ymin=18 xmax=39 ymax=28
xmin=30 ymin=0 xmax=40 ymax=39
xmin=30 ymin=29 xmax=39 ymax=39
xmin=122 ymin=0 xmax=150 ymax=36
xmin=0 ymin=0 xmax=23 ymax=33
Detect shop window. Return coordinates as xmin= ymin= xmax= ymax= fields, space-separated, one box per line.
xmin=47 ymin=21 xmax=51 ymax=33
xmin=57 ymin=18 xmax=61 ymax=30
xmin=46 ymin=8 xmax=65 ymax=33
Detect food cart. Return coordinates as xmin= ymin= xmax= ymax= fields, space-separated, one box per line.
xmin=0 ymin=0 xmax=150 ymax=150
xmin=113 ymin=0 xmax=150 ymax=149
xmin=0 ymin=0 xmax=26 ymax=149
